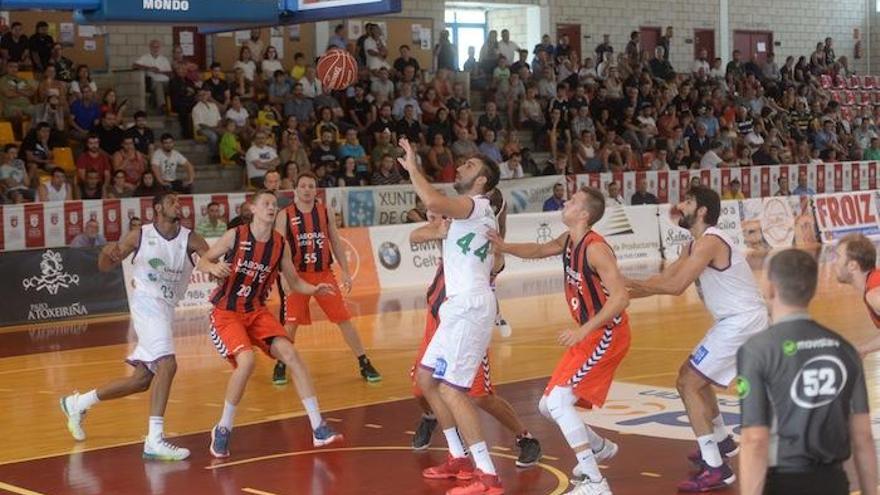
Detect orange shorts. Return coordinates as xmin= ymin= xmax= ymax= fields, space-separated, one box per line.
xmin=544 ymin=323 xmax=631 ymax=408
xmin=411 ymin=309 xmax=492 ymax=398
xmin=281 ymin=271 xmax=352 ymax=325
xmin=210 ymin=307 xmax=290 ymax=367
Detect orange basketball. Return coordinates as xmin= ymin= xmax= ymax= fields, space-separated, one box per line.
xmin=316 ymin=49 xmax=358 ymax=90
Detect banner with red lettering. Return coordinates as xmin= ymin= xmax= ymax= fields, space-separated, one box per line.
xmin=812 ymin=191 xmax=880 ymax=243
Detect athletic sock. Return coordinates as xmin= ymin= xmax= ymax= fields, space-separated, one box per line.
xmin=148 ymin=416 xmax=164 ymax=441
xmin=698 ymin=434 xmax=723 ymax=467
xmin=515 ymin=430 xmax=532 ymax=441
xmin=711 ymin=414 xmax=729 ymax=443
xmin=302 ymin=396 xmax=323 ymax=430
xmin=576 ymin=449 xmax=603 ymax=481
xmin=77 ymin=390 xmax=100 ymax=413
xmin=422 ymin=412 xmax=436 ymax=421
xmin=443 ymin=427 xmax=466 ymax=458
xmin=469 ymin=441 xmax=496 ymax=475
xmin=219 ymin=401 xmax=236 ymax=430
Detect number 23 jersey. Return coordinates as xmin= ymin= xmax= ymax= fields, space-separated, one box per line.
xmin=442 ymin=195 xmax=497 ymax=297
xmin=130 ymin=223 xmax=193 ymax=307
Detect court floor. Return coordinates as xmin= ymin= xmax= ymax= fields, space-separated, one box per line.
xmin=1 ymin=250 xmax=879 ymax=494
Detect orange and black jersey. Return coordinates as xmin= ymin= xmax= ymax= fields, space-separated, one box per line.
xmin=210 ymin=225 xmax=285 ymax=313
xmin=284 ymin=202 xmax=333 ymax=273
xmin=426 ymin=263 xmax=446 ymax=319
xmin=563 ymin=230 xmax=627 ymax=328
xmin=865 ymin=269 xmax=880 ymax=328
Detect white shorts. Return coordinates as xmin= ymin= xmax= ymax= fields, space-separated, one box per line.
xmin=420 ymin=292 xmax=496 ymax=390
xmin=126 ymin=296 xmax=176 ymax=373
xmin=689 ymin=308 xmax=768 ymax=387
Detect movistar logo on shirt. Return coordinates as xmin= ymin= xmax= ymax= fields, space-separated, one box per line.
xmin=735 ymin=376 xmax=750 ymax=399
xmin=783 ymin=338 xmax=840 ymax=356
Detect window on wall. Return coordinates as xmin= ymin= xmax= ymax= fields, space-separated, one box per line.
xmin=445 ymin=8 xmax=486 ymax=70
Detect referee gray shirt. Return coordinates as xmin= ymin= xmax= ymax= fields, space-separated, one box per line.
xmin=736 ymin=313 xmax=869 ymax=470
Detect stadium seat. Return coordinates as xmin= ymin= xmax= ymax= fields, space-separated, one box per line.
xmin=17 ymin=71 xmax=34 ymax=81
xmin=834 ymin=74 xmax=848 ymax=89
xmin=844 ymin=90 xmax=856 ymax=106
xmin=863 ymin=75 xmax=876 ymax=90
xmin=820 ymin=74 xmax=833 ymax=89
xmin=0 ymin=121 xmax=16 ymax=146
xmin=849 ymin=75 xmax=861 ymax=89
xmin=52 ymin=147 xmax=76 ymax=175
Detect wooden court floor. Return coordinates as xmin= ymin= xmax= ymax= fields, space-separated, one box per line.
xmin=1 ymin=249 xmax=879 ymax=494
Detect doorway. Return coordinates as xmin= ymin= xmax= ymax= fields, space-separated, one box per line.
xmin=733 ymin=30 xmax=773 ymax=64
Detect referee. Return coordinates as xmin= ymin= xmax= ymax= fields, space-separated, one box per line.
xmin=737 ymin=249 xmax=877 ymax=495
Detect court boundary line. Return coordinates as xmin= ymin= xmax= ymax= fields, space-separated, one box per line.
xmin=205 ymin=446 xmax=569 ymax=495
xmin=0 ymin=373 xmax=676 ymax=467
xmin=0 ymin=480 xmax=46 ymax=495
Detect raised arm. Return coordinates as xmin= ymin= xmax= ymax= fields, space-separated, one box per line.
xmin=410 ymin=216 xmax=450 ymax=243
xmin=396 ymin=137 xmax=474 ymax=219
xmin=487 ymin=230 xmax=567 ymax=259
xmin=97 ymin=228 xmax=140 ymax=272
xmin=559 ymin=242 xmax=630 ymax=346
xmin=626 ymin=235 xmax=722 ymax=296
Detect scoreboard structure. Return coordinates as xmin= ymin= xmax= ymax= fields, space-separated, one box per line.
xmin=0 ymin=0 xmax=402 ymax=30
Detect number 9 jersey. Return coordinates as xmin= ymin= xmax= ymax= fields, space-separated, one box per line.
xmin=442 ymin=195 xmax=497 ymax=297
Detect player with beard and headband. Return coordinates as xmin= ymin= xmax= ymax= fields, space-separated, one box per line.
xmin=489 ymin=186 xmax=630 ymax=495
xmin=625 ymin=185 xmax=768 ymax=492
xmin=60 ymin=191 xmax=211 ymax=461
xmin=832 ymin=233 xmax=880 ymax=356
xmin=199 ymin=190 xmax=343 ymax=458
xmin=398 ymin=137 xmax=505 ymax=495
xmin=409 ymin=190 xmax=542 ymax=469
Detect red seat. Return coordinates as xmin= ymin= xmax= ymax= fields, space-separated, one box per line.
xmin=844 ymin=90 xmax=856 ymax=106
xmin=849 ymin=75 xmax=861 ymax=89
xmin=834 ymin=74 xmax=848 ymax=89
xmin=863 ymin=75 xmax=876 ymax=90
xmin=820 ymin=74 xmax=833 ymax=89
xmin=830 ymin=91 xmax=842 ymax=104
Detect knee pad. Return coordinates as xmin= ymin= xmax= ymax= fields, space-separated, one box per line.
xmin=546 ymin=387 xmax=589 ymax=449
xmin=537 ymin=396 xmax=551 ymax=419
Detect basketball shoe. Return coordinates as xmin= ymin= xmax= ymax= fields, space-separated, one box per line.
xmin=446 ymin=469 xmax=504 ymax=495
xmin=423 ymin=454 xmax=474 ymax=480
xmin=313 ymin=423 xmax=343 ymax=447
xmin=143 ymin=436 xmax=190 ymax=461
xmin=412 ymin=415 xmax=438 ymax=450
xmin=60 ymin=393 xmax=87 ymax=441
xmin=565 ymin=475 xmax=612 ymax=495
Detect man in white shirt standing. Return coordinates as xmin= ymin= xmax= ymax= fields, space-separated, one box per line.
xmin=151 ymin=134 xmax=195 ymax=194
xmin=192 ymin=89 xmax=223 ymax=158
xmin=498 ymin=30 xmax=520 ymax=65
xmin=692 ymin=48 xmax=710 ymax=76
xmin=133 ymin=39 xmax=172 ymax=114
xmin=245 ymin=131 xmax=279 ymax=188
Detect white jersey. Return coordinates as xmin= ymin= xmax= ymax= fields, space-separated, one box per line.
xmin=693 ymin=226 xmax=765 ymax=320
xmin=442 ymin=195 xmax=497 ymax=297
xmin=130 ymin=223 xmax=193 ymax=307
xmin=44 ymin=181 xmax=69 ymax=202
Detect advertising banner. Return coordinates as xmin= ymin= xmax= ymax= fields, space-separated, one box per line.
xmin=0 ymin=247 xmax=128 ymax=326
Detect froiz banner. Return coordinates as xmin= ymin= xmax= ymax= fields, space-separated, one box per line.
xmin=0 ymin=247 xmax=128 ymax=326
xmin=812 ymin=190 xmax=880 ymax=243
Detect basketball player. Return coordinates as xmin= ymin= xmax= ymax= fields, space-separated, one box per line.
xmin=399 ymin=138 xmax=504 ymax=494
xmin=625 ymin=185 xmax=768 ymax=492
xmin=409 ymin=195 xmax=542 ymax=469
xmin=832 ymin=233 xmax=880 ymax=356
xmin=489 ymin=186 xmax=630 ymax=495
xmin=60 ymin=191 xmax=208 ymax=461
xmin=197 ymin=190 xmax=342 ymax=458
xmin=272 ymin=172 xmax=381 ymax=384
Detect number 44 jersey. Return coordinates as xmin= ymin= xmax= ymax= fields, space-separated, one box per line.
xmin=130 ymin=223 xmax=194 ymax=307
xmin=443 ymin=196 xmax=498 ymax=297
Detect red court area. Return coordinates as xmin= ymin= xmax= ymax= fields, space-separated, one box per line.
xmin=0 ymin=378 xmax=709 ymax=495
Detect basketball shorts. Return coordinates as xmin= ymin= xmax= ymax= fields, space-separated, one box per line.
xmin=126 ymin=295 xmax=176 ymax=373
xmin=544 ymin=323 xmax=631 ymax=408
xmin=411 ymin=308 xmax=492 ymax=398
xmin=419 ymin=292 xmax=496 ymax=390
xmin=281 ymin=271 xmax=351 ymax=326
xmin=210 ymin=307 xmax=290 ymax=367
xmin=689 ymin=308 xmax=768 ymax=387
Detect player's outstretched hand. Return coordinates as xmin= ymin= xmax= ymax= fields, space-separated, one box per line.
xmin=558 ymin=328 xmax=586 ymax=347
xmin=208 ymin=261 xmax=232 ymax=278
xmin=313 ymin=283 xmax=336 ymax=296
xmin=106 ymin=243 xmax=123 ymax=263
xmin=486 ymin=230 xmax=505 ymax=252
xmin=397 ymin=138 xmax=416 ymax=172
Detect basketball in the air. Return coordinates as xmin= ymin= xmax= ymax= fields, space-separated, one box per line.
xmin=317 ymin=49 xmax=358 ymax=90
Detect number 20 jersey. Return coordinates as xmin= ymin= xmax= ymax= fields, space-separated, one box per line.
xmin=210 ymin=225 xmax=285 ymax=313
xmin=442 ymin=196 xmax=497 ymax=297
xmin=130 ymin=223 xmax=193 ymax=307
